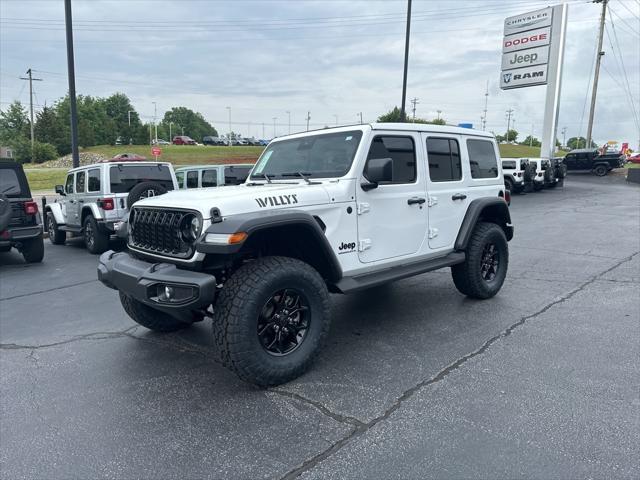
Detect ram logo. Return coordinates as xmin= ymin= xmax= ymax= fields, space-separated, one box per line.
xmin=503 ymin=73 xmax=512 ymax=83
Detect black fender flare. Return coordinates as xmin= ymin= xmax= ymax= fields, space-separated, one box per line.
xmin=455 ymin=198 xmax=513 ymax=251
xmin=196 ymin=210 xmax=343 ymax=282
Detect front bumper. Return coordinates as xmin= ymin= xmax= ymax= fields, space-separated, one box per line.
xmin=97 ymin=250 xmax=217 ymax=318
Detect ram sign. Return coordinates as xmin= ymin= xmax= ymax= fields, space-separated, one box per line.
xmin=500 ymin=7 xmax=553 ymax=90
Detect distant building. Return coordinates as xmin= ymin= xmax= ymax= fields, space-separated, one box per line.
xmin=0 ymin=146 xmax=14 ymax=160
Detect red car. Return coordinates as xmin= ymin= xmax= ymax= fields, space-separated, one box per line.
xmin=627 ymin=153 xmax=640 ymax=164
xmin=173 ymin=136 xmax=196 ymax=145
xmin=108 ymin=153 xmax=147 ymax=162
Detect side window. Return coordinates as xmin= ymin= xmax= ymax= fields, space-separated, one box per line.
xmin=186 ymin=170 xmax=198 ymax=188
xmin=224 ymin=166 xmax=251 ymax=185
xmin=501 ymin=160 xmax=516 ymax=170
xmin=201 ymin=169 xmax=218 ymax=187
xmin=75 ymin=170 xmax=86 ymax=193
xmin=364 ymin=136 xmax=416 ymax=184
xmin=426 ymin=137 xmax=462 ymax=182
xmin=87 ymin=168 xmax=101 ymax=192
xmin=175 ymin=171 xmax=185 ymax=188
xmin=467 ymin=139 xmax=499 ymax=179
xmin=65 ymin=173 xmax=75 ymax=194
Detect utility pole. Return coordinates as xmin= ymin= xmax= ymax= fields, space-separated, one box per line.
xmin=333 ymin=114 xmax=338 ymax=126
xmin=262 ymin=122 xmax=265 ymax=138
xmin=410 ymin=97 xmax=419 ymax=121
xmin=306 ymin=111 xmax=311 ymax=131
xmin=64 ymin=0 xmax=79 ymax=168
xmin=561 ymin=126 xmax=567 ymax=148
xmin=19 ymin=68 xmax=43 ymax=160
xmin=586 ymin=0 xmax=608 ymax=149
xmin=248 ymin=121 xmax=251 ymax=138
xmin=152 ymin=101 xmax=157 ymax=143
xmin=358 ymin=112 xmax=363 ymax=124
xmin=482 ymin=79 xmax=489 ymax=131
xmin=400 ymin=0 xmax=412 ymax=121
xmin=286 ymin=111 xmax=291 ymax=134
xmin=505 ymin=108 xmax=514 ymax=142
xmin=169 ymin=122 xmax=172 ymax=142
xmin=226 ymin=107 xmax=231 ymax=146
xmin=530 ymin=124 xmax=534 ymax=147
xmin=272 ymin=117 xmax=277 ymax=138
xmin=437 ymin=110 xmax=442 ymax=121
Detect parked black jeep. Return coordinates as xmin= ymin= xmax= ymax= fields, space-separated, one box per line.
xmin=563 ymin=149 xmax=625 ymax=176
xmin=0 ymin=161 xmax=44 ymax=263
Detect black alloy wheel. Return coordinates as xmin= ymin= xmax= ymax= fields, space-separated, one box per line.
xmin=480 ymin=243 xmax=499 ymax=282
xmin=257 ymin=288 xmax=310 ymax=356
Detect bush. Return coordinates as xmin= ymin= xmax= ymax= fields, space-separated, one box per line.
xmin=32 ymin=141 xmax=58 ymax=163
xmin=4 ymin=137 xmax=58 ymax=163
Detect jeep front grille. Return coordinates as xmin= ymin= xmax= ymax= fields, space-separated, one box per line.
xmin=129 ymin=207 xmax=199 ymax=259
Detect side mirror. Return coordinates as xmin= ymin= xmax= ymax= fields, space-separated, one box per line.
xmin=55 ymin=185 xmax=65 ymax=196
xmin=362 ymin=157 xmax=393 ymax=190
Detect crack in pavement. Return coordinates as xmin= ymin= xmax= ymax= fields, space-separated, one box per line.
xmin=279 ymin=251 xmax=640 ymax=480
xmin=1 ymin=279 xmax=99 ymax=302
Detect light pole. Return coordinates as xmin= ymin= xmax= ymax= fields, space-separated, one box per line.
xmin=169 ymin=122 xmax=173 ymax=142
xmin=561 ymin=126 xmax=567 ymax=148
xmin=400 ymin=0 xmax=412 ymax=121
xmin=272 ymin=117 xmax=277 ymax=138
xmin=333 ymin=114 xmax=338 ymax=126
xmin=358 ymin=112 xmax=363 ymax=124
xmin=152 ymin=102 xmax=158 ymax=143
xmin=226 ymin=107 xmax=232 ymax=146
xmin=286 ymin=111 xmax=291 ymax=134
xmin=437 ymin=110 xmax=442 ymax=121
xmin=306 ymin=111 xmax=311 ymax=131
xmin=128 ymin=110 xmax=134 ymax=127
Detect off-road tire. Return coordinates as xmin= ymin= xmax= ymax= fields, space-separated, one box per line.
xmin=533 ymin=182 xmax=543 ymax=191
xmin=593 ymin=164 xmax=608 ymax=176
xmin=119 ymin=292 xmax=191 ymax=332
xmin=21 ymin=235 xmax=44 ymax=263
xmin=451 ymin=222 xmax=508 ymax=299
xmin=126 ymin=181 xmax=168 ymax=209
xmin=0 ymin=194 xmax=11 ymax=232
xmin=504 ymin=176 xmax=515 ymax=193
xmin=83 ymin=215 xmax=109 ymax=254
xmin=212 ymin=256 xmax=331 ymax=386
xmin=46 ymin=212 xmax=66 ymax=245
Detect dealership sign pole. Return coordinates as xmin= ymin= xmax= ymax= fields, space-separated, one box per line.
xmin=500 ymin=4 xmax=568 ymax=160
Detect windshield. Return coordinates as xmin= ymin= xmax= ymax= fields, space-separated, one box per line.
xmin=251 ymin=130 xmax=363 ymax=180
xmin=109 ymin=165 xmax=174 ymax=193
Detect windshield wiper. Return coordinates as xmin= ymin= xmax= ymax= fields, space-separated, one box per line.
xmin=262 ymin=173 xmax=272 ymax=183
xmin=281 ymin=172 xmax=317 ymax=184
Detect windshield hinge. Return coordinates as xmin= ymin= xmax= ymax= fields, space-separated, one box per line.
xmin=357 ymin=202 xmax=370 ymax=215
xmin=428 ymin=196 xmax=438 ymax=207
xmin=428 ymin=228 xmax=439 ymax=239
xmin=358 ymin=239 xmax=372 ymax=251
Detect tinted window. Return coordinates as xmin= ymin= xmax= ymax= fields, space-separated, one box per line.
xmin=65 ymin=173 xmax=74 ymax=194
xmin=186 ymin=170 xmax=199 ymax=188
xmin=468 ymin=139 xmax=498 ymax=179
xmin=88 ymin=169 xmax=100 ymax=192
xmin=520 ymin=159 xmax=529 ymax=170
xmin=427 ymin=138 xmax=462 ymax=182
xmin=0 ymin=168 xmax=22 ymax=196
xmin=252 ymin=130 xmax=362 ymax=179
xmin=365 ymin=136 xmax=416 ymax=184
xmin=175 ymin=171 xmax=184 ymax=188
xmin=76 ymin=170 xmax=86 ymax=193
xmin=109 ymin=165 xmax=174 ymax=193
xmin=224 ymin=166 xmax=251 ymax=185
xmin=502 ymin=160 xmax=516 ymax=169
xmin=201 ymin=169 xmax=218 ymax=187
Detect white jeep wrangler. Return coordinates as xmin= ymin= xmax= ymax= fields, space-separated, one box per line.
xmin=98 ymin=124 xmax=513 ymax=386
xmin=46 ymin=161 xmax=178 ymax=253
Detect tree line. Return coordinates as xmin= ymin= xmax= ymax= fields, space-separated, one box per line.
xmin=0 ymin=93 xmax=218 ymax=163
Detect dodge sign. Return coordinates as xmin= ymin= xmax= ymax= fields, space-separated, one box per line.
xmin=500 ymin=7 xmax=554 ymax=90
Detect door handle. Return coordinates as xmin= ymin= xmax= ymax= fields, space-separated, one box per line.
xmin=451 ymin=193 xmax=467 ymax=201
xmin=78 ymin=200 xmax=84 ymax=203
xmin=407 ymin=197 xmax=426 ymax=205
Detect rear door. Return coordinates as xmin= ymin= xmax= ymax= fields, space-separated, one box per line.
xmin=422 ymin=134 xmax=466 ymax=249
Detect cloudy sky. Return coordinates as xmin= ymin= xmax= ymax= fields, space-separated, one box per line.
xmin=1 ymin=0 xmax=638 ymax=148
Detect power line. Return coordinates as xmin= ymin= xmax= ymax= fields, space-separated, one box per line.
xmin=616 ymin=0 xmax=640 ymax=20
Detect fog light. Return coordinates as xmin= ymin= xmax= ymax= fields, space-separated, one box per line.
xmin=154 ymin=283 xmax=197 ymax=304
xmin=164 ymin=285 xmax=174 ymax=299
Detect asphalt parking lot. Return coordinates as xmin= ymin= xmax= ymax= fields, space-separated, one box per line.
xmin=1 ymin=174 xmax=639 ymax=479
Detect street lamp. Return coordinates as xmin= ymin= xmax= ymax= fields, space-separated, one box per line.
xmin=333 ymin=114 xmax=338 ymax=126
xmin=226 ymin=107 xmax=232 ymax=146
xmin=272 ymin=117 xmax=277 ymax=138
xmin=437 ymin=110 xmax=442 ymax=121
xmin=152 ymin=101 xmax=158 ymax=143
xmin=286 ymin=111 xmax=291 ymax=134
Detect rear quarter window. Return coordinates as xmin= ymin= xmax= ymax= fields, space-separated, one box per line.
xmin=467 ymin=139 xmax=499 ymax=179
xmin=502 ymin=160 xmax=517 ymax=169
xmin=0 ymin=167 xmax=26 ymax=197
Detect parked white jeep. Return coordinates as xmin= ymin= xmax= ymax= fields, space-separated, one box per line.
xmin=46 ymin=161 xmax=178 ymax=253
xmin=501 ymin=157 xmax=533 ymax=193
xmin=98 ymin=124 xmax=514 ymax=385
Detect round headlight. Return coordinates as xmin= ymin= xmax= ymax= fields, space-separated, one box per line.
xmin=190 ymin=216 xmax=201 ymax=238
xmin=180 ymin=215 xmax=201 ymax=242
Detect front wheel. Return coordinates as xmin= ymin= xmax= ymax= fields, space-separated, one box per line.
xmin=47 ymin=212 xmax=66 ymax=245
xmin=504 ymin=176 xmax=515 ymax=192
xmin=451 ymin=222 xmax=508 ymax=299
xmin=593 ymin=164 xmax=608 ymax=176
xmin=212 ymin=256 xmax=331 ymax=386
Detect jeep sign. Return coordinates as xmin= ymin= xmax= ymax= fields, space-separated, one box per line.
xmin=501 ymin=45 xmax=549 ymax=70
xmin=500 ymin=64 xmax=548 ymax=89
xmin=500 ymin=7 xmax=554 ymax=90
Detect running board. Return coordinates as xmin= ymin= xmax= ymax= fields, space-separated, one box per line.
xmin=335 ymin=252 xmax=466 ymax=293
xmin=60 ymin=225 xmax=82 ymax=233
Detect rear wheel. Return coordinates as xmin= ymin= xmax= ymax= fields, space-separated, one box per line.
xmin=593 ymin=164 xmax=608 ymax=176
xmin=21 ymin=235 xmax=44 ymax=263
xmin=212 ymin=256 xmax=331 ymax=386
xmin=452 ymin=222 xmax=508 ymax=299
xmin=119 ymin=293 xmax=191 ymax=332
xmin=83 ymin=215 xmax=109 ymax=254
xmin=504 ymin=176 xmax=515 ymax=192
xmin=47 ymin=212 xmax=66 ymax=245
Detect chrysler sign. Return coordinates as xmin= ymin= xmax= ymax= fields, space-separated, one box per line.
xmin=500 ymin=7 xmax=553 ymax=90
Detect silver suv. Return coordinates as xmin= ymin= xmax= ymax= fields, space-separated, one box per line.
xmin=46 ymin=161 xmax=178 ymax=253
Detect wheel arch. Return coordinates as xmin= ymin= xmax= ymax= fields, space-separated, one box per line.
xmin=81 ymin=204 xmax=102 ymax=225
xmin=455 ymin=198 xmax=513 ymax=250
xmin=45 ymin=202 xmax=65 ymax=225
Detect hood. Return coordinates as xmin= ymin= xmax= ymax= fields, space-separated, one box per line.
xmin=133 ymin=182 xmax=332 ymax=219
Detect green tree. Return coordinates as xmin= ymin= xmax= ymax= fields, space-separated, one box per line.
xmin=567 ymin=136 xmax=597 ymax=149
xmin=34 ymin=105 xmax=64 ymax=154
xmin=428 ymin=118 xmax=446 ymax=125
xmin=162 ymin=107 xmax=217 ymax=141
xmin=0 ymin=101 xmax=30 ymax=141
xmin=378 ymin=107 xmax=403 ymax=122
xmin=103 ymin=93 xmax=142 ymax=144
xmin=504 ymin=129 xmax=518 ymax=142
xmin=520 ymin=135 xmax=541 ymax=147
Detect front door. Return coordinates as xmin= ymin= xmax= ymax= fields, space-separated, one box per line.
xmin=422 ymin=134 xmax=467 ymax=249
xmin=356 ymin=133 xmax=427 ymax=263
xmin=62 ymin=172 xmax=77 ymax=226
